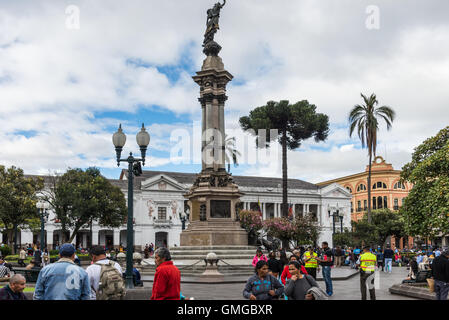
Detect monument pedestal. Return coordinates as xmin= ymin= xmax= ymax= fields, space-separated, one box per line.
xmin=180 ymin=220 xmax=248 ymax=246
xmin=181 ymin=170 xmax=247 ymax=247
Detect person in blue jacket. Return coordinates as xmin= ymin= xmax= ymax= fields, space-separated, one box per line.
xmin=34 ymin=243 xmax=90 ymax=300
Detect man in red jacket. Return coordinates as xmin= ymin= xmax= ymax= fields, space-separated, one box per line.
xmin=151 ymin=247 xmax=180 ymax=300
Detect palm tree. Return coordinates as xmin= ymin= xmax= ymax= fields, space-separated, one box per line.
xmin=349 ymin=93 xmax=396 ymax=223
xmin=240 ymin=100 xmax=329 ymax=218
xmin=224 ymin=135 xmax=241 ymax=173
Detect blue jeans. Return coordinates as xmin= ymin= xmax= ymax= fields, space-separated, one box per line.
xmin=384 ymin=258 xmax=392 ymax=273
xmin=435 ymin=280 xmax=449 ymax=300
xmin=322 ymin=266 xmax=333 ymax=295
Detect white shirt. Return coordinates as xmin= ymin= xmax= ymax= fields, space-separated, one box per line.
xmin=86 ymin=259 xmax=123 ymax=300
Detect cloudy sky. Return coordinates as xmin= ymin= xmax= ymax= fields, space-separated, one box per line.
xmin=0 ymin=0 xmax=448 ymax=183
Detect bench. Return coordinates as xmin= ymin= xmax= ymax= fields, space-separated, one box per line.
xmin=402 ymin=270 xmax=431 ymax=284
xmin=12 ymin=267 xmax=41 ymax=283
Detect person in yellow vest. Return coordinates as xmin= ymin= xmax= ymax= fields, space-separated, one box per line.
xmin=303 ymin=247 xmax=318 ymax=280
xmin=357 ymin=246 xmax=377 ymax=300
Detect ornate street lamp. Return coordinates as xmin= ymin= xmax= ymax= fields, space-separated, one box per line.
xmin=179 ymin=208 xmax=190 ymax=231
xmin=112 ymin=123 xmax=150 ymax=289
xmin=339 ymin=211 xmax=344 ymax=233
xmin=36 ymin=201 xmax=50 ymax=250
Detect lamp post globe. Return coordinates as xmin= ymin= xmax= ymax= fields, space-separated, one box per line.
xmin=136 ymin=124 xmax=150 ymax=165
xmin=113 ymin=124 xmax=127 ymax=166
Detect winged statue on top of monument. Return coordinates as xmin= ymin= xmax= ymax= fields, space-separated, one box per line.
xmin=203 ymin=0 xmax=226 ymax=55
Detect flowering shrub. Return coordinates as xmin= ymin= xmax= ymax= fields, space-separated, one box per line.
xmin=262 ymin=217 xmax=296 ymax=241
xmin=239 ymin=210 xmax=263 ymax=233
xmin=263 ymin=215 xmax=319 ymax=247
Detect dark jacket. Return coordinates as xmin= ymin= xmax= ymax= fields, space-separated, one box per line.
xmin=431 ymin=255 xmax=449 ymax=283
xmin=383 ymin=249 xmax=394 ymax=259
xmin=0 ymin=285 xmax=27 ymax=300
xmin=267 ymin=258 xmax=282 ymax=274
xmin=284 ymin=275 xmax=318 ymax=300
xmin=243 ymin=274 xmax=284 ymax=300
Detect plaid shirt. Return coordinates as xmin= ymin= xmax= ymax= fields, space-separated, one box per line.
xmin=0 ymin=265 xmax=10 ymax=278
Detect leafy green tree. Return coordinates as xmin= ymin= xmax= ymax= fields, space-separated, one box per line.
xmin=349 ymin=93 xmax=395 ymax=223
xmin=42 ymin=167 xmax=127 ymax=243
xmin=0 ymin=165 xmax=44 ymax=253
xmin=333 ymin=228 xmax=356 ymax=247
xmin=352 ymin=209 xmax=405 ymax=247
xmin=400 ymin=126 xmax=449 ymax=239
xmin=240 ymin=100 xmax=329 ymax=217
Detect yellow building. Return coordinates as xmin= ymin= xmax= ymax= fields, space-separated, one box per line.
xmin=317 ymin=156 xmax=413 ymax=249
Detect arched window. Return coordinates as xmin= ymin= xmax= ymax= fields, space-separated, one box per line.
xmin=384 ymin=196 xmax=388 ymax=209
xmin=377 ymin=196 xmax=383 ymax=209
xmin=372 ymin=197 xmax=377 ymax=209
xmin=394 ymin=181 xmax=406 ymax=190
xmin=346 ymin=186 xmax=352 ymax=193
xmin=373 ymin=182 xmax=387 ymax=190
xmin=357 ymin=184 xmax=367 ymax=192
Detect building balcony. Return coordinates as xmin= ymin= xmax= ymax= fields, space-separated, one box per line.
xmin=153 ymin=219 xmax=173 ymax=228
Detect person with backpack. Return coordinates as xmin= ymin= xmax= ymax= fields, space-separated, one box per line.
xmin=284 ymin=261 xmax=318 ymax=300
xmin=86 ymin=246 xmax=125 ymax=300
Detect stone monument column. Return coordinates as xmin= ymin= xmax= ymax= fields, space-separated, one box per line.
xmin=180 ymin=1 xmax=248 ymax=247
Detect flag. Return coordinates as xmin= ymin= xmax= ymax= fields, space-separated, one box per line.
xmin=288 ymin=203 xmax=293 ymax=220
xmin=257 ymin=197 xmax=262 ymax=217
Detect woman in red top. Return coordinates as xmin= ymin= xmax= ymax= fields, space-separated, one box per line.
xmin=281 ymin=255 xmax=308 ymax=285
xmin=151 ymin=247 xmax=181 ymax=300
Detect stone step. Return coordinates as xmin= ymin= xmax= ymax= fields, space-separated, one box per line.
xmin=170 ymin=246 xmax=259 ymax=251
xmin=142 ymin=266 xmax=256 ymax=276
xmin=168 ymin=254 xmax=254 ymax=260
xmin=170 ymin=250 xmax=258 ymax=256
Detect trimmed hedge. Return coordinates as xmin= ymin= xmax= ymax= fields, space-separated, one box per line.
xmin=0 ymin=245 xmax=12 ymax=257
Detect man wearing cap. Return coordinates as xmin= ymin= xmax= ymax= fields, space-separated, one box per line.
xmin=357 ymin=246 xmax=377 ymax=300
xmin=431 ymin=250 xmax=449 ymax=300
xmin=86 ymin=246 xmax=123 ymax=300
xmin=33 ymin=243 xmax=90 ymax=300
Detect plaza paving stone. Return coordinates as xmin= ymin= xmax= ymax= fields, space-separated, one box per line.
xmin=143 ymin=267 xmax=418 ymax=300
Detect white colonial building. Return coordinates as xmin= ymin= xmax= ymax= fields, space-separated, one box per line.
xmin=4 ymin=170 xmax=351 ymax=250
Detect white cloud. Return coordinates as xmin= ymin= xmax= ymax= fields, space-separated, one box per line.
xmin=0 ymin=0 xmax=448 ymax=181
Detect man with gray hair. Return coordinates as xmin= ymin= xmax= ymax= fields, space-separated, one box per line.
xmin=0 ymin=274 xmax=27 ymax=300
xmin=151 ymin=247 xmax=180 ymax=300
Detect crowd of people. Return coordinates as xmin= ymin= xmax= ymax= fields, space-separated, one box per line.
xmin=248 ymin=244 xmax=449 ymax=301
xmin=1 ymin=241 xmax=449 ymax=301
